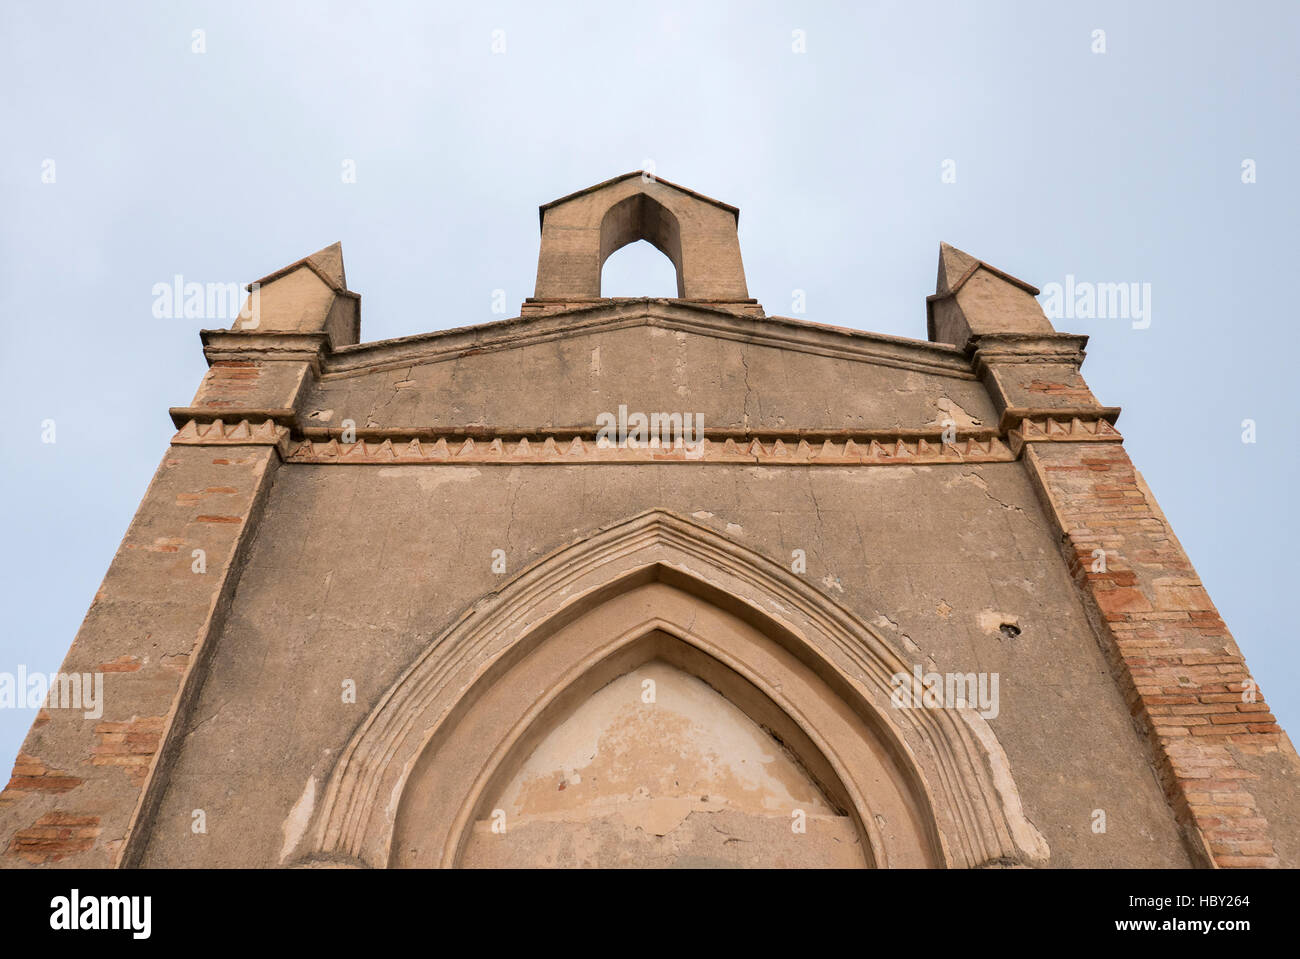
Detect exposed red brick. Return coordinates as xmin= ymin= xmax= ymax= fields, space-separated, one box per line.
xmin=2 ymin=753 xmax=84 ymax=797
xmin=5 ymin=812 xmax=101 ymax=864
xmin=1028 ymin=441 xmax=1283 ymax=868
xmin=92 ymin=716 xmax=166 ymax=785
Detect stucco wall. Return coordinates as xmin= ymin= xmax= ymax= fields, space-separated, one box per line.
xmin=302 ymin=323 xmax=996 ymax=433
xmin=139 ymin=456 xmax=1190 ymax=867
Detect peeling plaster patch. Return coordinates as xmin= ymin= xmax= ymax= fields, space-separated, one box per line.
xmin=820 ymin=573 xmax=845 ymax=594
xmin=872 ymin=614 xmax=919 ymax=653
xmin=691 ymin=511 xmax=715 ymax=520
xmin=958 ymin=710 xmax=1050 ymax=865
xmin=279 ymin=776 xmax=317 ymax=864
xmin=490 ymin=663 xmax=838 ymax=840
xmin=725 ymin=523 xmax=743 ymax=536
xmin=936 ymin=601 xmax=953 ymax=619
xmin=951 ymin=470 xmax=1032 ymax=518
xmin=377 ymin=467 xmax=481 ymax=492
xmin=977 ymin=609 xmax=1019 ymax=636
xmin=843 ymin=467 xmax=919 ymax=483
xmin=931 ymin=396 xmax=983 ymax=429
xmin=306 ymin=409 xmax=334 ymax=422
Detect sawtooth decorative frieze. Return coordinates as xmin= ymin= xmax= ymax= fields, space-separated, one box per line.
xmin=284 ymin=433 xmax=1015 ymax=465
xmin=169 ymin=415 xmax=1123 ymax=465
xmin=1007 ymin=415 xmax=1122 ymax=454
xmin=170 ymin=418 xmax=292 ymax=453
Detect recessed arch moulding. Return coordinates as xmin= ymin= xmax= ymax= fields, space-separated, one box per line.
xmin=301 ymin=511 xmax=1049 ymax=869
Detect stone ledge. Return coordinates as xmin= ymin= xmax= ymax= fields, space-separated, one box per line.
xmin=971 ymin=333 xmax=1091 ymax=368
xmin=170 ymin=419 xmax=292 ymax=456
xmin=169 ymin=413 xmax=1126 ymax=465
xmin=319 ymin=300 xmax=977 ymax=382
xmin=285 ymin=433 xmax=1015 ymax=465
xmin=169 ymin=407 xmax=297 ymax=429
xmin=1006 ymin=413 xmax=1124 ymax=454
xmin=199 ymin=330 xmax=334 ymax=366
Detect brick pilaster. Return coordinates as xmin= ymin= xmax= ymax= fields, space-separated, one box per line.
xmin=0 ymin=435 xmax=284 ymax=866
xmin=0 ymin=241 xmax=353 ymax=868
xmin=1023 ymin=440 xmax=1287 ymax=868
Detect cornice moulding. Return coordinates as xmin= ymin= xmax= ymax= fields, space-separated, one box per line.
xmin=317 ymin=301 xmax=976 ymax=382
xmin=200 ymin=330 xmax=333 ymax=365
xmin=971 ymin=333 xmax=1091 ymax=369
xmin=170 ymin=418 xmax=292 ymax=455
xmin=167 ymin=413 xmax=1124 ymax=464
xmin=169 ymin=407 xmax=298 ymax=429
xmin=997 ymin=406 xmax=1122 ymax=433
xmin=1006 ymin=415 xmax=1123 ymax=455
xmin=284 ymin=433 xmax=1016 ymax=466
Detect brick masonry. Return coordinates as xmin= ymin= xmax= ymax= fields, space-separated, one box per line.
xmin=0 ymin=445 xmax=278 ymax=867
xmin=1025 ymin=441 xmax=1286 ymax=867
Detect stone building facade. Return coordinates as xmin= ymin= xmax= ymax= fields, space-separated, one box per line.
xmin=2 ymin=172 xmax=1297 ymax=868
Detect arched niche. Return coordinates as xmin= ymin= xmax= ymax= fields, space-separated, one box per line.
xmin=399 ymin=583 xmax=924 ymax=868
xmin=306 ymin=511 xmax=1049 ymax=869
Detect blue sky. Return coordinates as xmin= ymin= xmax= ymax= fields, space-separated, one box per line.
xmin=1 ymin=1 xmax=1296 ymax=771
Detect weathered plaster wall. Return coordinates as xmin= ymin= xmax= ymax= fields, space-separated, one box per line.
xmin=302 ymin=324 xmax=996 ymax=433
xmin=138 ymin=457 xmax=1190 ymax=867
xmin=461 ymin=661 xmax=865 ymax=868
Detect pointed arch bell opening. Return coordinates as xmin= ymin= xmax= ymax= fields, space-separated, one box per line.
xmin=598 ymin=193 xmax=684 ymax=297
xmin=532 ymin=172 xmax=751 ymax=302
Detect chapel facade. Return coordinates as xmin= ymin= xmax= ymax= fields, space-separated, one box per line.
xmin=2 ymin=172 xmax=1297 ymax=868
